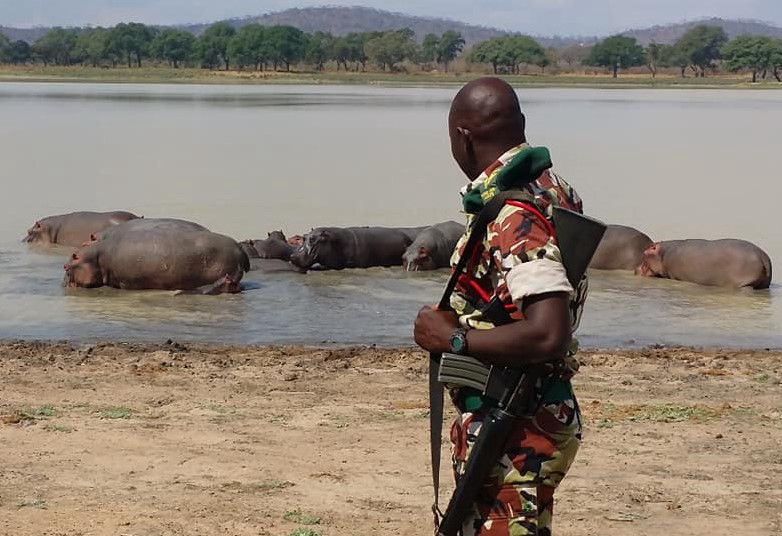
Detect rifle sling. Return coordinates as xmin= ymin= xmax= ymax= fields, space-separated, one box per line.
xmin=429 ymin=190 xmax=535 ymax=526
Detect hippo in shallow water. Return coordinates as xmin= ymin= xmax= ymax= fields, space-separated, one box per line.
xmin=589 ymin=224 xmax=654 ymax=271
xmin=240 ymin=231 xmax=294 ymax=261
xmin=402 ymin=221 xmax=465 ymax=271
xmin=636 ymin=239 xmax=772 ymax=289
xmin=290 ymin=226 xmax=425 ymax=270
xmin=84 ymin=218 xmax=208 ymax=246
xmin=64 ymin=219 xmax=249 ymax=294
xmin=24 ymin=211 xmax=139 ymax=248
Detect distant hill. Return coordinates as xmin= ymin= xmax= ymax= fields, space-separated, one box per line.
xmin=3 ymin=8 xmax=782 ymax=50
xmin=0 ymin=25 xmax=48 ymax=43
xmin=181 ymin=6 xmax=508 ymax=45
xmin=622 ymin=17 xmax=782 ymax=45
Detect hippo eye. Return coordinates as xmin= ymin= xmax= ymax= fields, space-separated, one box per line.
xmin=35 ymin=223 xmax=41 ymax=229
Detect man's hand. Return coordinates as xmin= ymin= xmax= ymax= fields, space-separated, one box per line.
xmin=414 ymin=305 xmax=460 ymax=353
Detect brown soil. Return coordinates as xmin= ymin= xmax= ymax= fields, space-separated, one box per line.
xmin=1 ymin=342 xmax=781 ymax=536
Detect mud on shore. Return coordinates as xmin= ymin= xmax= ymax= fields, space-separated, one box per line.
xmin=1 ymin=341 xmax=781 ymax=535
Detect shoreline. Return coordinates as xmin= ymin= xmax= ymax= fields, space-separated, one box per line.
xmin=1 ymin=66 xmax=781 ymax=89
xmin=2 ymin=341 xmax=780 ymax=535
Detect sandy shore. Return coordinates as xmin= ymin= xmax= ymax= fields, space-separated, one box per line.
xmin=1 ymin=341 xmax=781 ymax=535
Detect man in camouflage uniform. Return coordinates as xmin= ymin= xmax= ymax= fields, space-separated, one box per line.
xmin=415 ymin=78 xmax=586 ymax=536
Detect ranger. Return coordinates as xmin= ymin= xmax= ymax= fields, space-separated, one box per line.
xmin=414 ymin=77 xmax=594 ymax=536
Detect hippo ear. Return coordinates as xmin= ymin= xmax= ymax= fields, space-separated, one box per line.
xmin=319 ymin=229 xmax=333 ymax=241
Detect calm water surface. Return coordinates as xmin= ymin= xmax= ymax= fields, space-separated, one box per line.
xmin=0 ymin=83 xmax=780 ymax=347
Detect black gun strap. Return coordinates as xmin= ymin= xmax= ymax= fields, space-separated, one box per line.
xmin=429 ymin=190 xmax=535 ymax=528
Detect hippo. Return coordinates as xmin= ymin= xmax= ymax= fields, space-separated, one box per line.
xmin=24 ymin=211 xmax=139 ymax=248
xmin=290 ymin=226 xmax=426 ymax=270
xmin=636 ymin=239 xmax=772 ymax=289
xmin=402 ymin=221 xmax=465 ymax=271
xmin=240 ymin=231 xmax=294 ymax=261
xmin=84 ymin=218 xmax=208 ymax=246
xmin=589 ymin=224 xmax=654 ymax=271
xmin=64 ymin=219 xmax=250 ymax=294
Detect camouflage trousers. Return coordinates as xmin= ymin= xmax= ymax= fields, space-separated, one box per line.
xmin=449 ymin=396 xmax=581 ymax=536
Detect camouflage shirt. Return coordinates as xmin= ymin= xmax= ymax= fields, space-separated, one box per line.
xmin=450 ymin=144 xmax=587 ymax=370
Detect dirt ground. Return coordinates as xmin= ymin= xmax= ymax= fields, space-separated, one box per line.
xmin=1 ymin=342 xmax=781 ymax=536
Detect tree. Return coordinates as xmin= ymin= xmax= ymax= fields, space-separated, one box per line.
xmin=150 ymin=29 xmax=195 ymax=68
xmin=586 ymin=35 xmax=645 ymax=77
xmin=266 ymin=25 xmax=306 ymax=71
xmin=674 ymin=25 xmax=728 ymax=77
xmin=658 ymin=43 xmax=689 ymax=77
xmin=8 ymin=40 xmax=32 ymax=64
xmin=646 ymin=42 xmax=663 ymax=78
xmin=471 ymin=38 xmax=507 ymax=74
xmin=560 ymin=43 xmax=590 ymax=68
xmin=73 ymin=28 xmax=112 ymax=67
xmin=771 ymin=39 xmax=782 ymax=82
xmin=365 ymin=30 xmax=415 ymax=72
xmin=33 ymin=28 xmax=78 ymax=65
xmin=0 ymin=33 xmax=9 ymax=63
xmin=305 ymin=31 xmax=335 ymax=71
xmin=196 ymin=22 xmax=236 ymax=70
xmin=108 ymin=22 xmax=156 ymax=68
xmin=436 ymin=31 xmax=465 ymax=72
xmin=417 ymin=33 xmax=439 ymax=69
xmin=721 ymin=35 xmax=776 ymax=83
xmin=227 ymin=24 xmax=268 ymax=71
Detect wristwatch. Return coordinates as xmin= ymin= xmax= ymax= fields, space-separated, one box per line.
xmin=449 ymin=327 xmax=470 ymax=355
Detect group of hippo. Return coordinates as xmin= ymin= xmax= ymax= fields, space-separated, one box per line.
xmin=23 ymin=210 xmax=772 ymax=294
xmin=592 ymin=224 xmax=772 ymax=290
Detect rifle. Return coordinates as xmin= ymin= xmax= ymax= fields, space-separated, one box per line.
xmin=429 ymin=195 xmax=606 ymax=536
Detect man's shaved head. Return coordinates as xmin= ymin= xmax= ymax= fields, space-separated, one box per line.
xmin=448 ymin=77 xmax=526 ymax=179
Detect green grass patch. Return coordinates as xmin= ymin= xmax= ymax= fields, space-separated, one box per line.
xmin=754 ymin=374 xmax=771 ymax=383
xmin=99 ymin=406 xmax=133 ymax=419
xmin=629 ymin=405 xmax=717 ymax=423
xmin=33 ymin=405 xmax=58 ymax=417
xmin=284 ymin=509 xmax=321 ymax=525
xmin=17 ymin=498 xmax=47 ymax=509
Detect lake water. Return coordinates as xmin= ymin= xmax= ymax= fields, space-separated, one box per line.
xmin=0 ymin=82 xmax=780 ymax=348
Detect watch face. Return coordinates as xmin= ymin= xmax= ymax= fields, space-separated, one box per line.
xmin=450 ymin=333 xmax=465 ymax=353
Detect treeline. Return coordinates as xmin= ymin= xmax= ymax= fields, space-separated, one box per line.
xmin=1 ymin=22 xmax=781 ymax=82
xmin=0 ymin=22 xmax=464 ymax=72
xmin=584 ymin=25 xmax=782 ymax=81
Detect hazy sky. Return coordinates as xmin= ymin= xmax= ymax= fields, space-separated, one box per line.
xmin=2 ymin=0 xmax=782 ymax=36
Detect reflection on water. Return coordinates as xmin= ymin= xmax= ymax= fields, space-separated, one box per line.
xmin=0 ymin=83 xmax=780 ymax=347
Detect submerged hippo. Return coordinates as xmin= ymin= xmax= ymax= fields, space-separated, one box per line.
xmin=403 ymin=221 xmax=465 ymax=271
xmin=64 ymin=219 xmax=249 ymax=294
xmin=290 ymin=226 xmax=425 ymax=270
xmin=637 ymin=239 xmax=772 ymax=289
xmin=240 ymin=231 xmax=294 ymax=261
xmin=24 ymin=211 xmax=139 ymax=248
xmin=590 ymin=224 xmax=654 ymax=271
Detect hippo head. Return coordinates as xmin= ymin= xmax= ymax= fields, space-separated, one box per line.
xmin=23 ymin=220 xmax=51 ymax=244
xmin=403 ymin=245 xmax=436 ymax=271
xmin=239 ymin=240 xmax=261 ymax=259
xmin=267 ymin=230 xmax=286 ymax=242
xmin=63 ymin=249 xmax=103 ymax=288
xmin=636 ymin=242 xmax=667 ymax=277
xmin=290 ymin=228 xmax=344 ymax=270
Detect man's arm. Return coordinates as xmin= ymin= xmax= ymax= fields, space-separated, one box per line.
xmin=414 ymin=290 xmax=571 ymax=367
